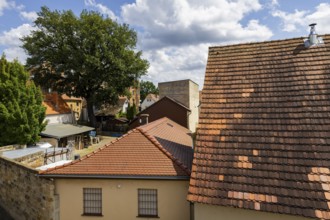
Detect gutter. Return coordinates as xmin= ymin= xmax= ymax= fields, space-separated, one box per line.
xmin=38 ymin=174 xmax=190 ymax=180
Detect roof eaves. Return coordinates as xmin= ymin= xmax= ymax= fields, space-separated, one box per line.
xmin=136 ymin=127 xmax=191 ymax=176
xmin=39 ymin=174 xmax=190 ymax=180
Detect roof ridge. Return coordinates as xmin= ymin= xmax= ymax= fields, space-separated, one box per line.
xmin=162 ymin=96 xmax=191 ymax=111
xmin=209 ymin=34 xmax=330 ymax=49
xmin=39 ymin=129 xmax=138 ymax=174
xmin=138 ymin=117 xmax=169 ymax=132
xmin=136 ymin=127 xmax=191 ymax=176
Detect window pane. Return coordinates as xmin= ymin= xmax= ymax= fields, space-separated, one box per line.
xmin=138 ymin=189 xmax=158 ymax=216
xmin=83 ymin=188 xmax=102 ymax=215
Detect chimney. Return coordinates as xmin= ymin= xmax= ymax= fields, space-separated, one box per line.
xmin=304 ymin=23 xmax=324 ymax=48
xmin=139 ymin=114 xmax=149 ymax=125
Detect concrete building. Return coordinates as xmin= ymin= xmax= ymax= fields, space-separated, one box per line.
xmin=159 ymin=79 xmax=199 ymax=132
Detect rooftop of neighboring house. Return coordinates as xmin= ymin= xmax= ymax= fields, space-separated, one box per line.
xmin=129 ymin=96 xmax=191 ymax=129
xmin=43 ymin=92 xmax=71 ymax=115
xmin=40 ymin=117 xmax=193 ymax=178
xmin=187 ymin=34 xmax=330 ymax=219
xmin=143 ymin=93 xmax=159 ymax=102
xmin=61 ymin=94 xmax=83 ymax=101
xmin=138 ymin=96 xmax=190 ymax=114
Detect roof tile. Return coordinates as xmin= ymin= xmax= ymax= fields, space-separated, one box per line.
xmin=188 ymin=35 xmax=330 ymax=219
xmin=41 ymin=117 xmax=193 ymax=177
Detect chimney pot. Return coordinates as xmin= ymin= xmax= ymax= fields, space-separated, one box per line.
xmin=304 ymin=23 xmax=324 ymax=48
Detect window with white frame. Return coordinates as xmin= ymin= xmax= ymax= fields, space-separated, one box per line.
xmin=138 ymin=189 xmax=158 ymax=217
xmin=83 ymin=188 xmax=102 ymax=216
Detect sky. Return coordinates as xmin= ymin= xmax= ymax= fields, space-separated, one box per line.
xmin=0 ymin=0 xmax=330 ymax=89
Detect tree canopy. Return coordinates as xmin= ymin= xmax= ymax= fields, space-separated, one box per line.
xmin=22 ymin=7 xmax=149 ymax=127
xmin=140 ymin=80 xmax=159 ymax=101
xmin=0 ymin=56 xmax=46 ymax=146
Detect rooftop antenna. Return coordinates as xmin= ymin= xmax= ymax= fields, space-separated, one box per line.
xmin=304 ymin=23 xmax=324 ymax=48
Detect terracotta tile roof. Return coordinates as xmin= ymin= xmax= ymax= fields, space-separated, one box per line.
xmin=43 ymin=92 xmax=71 ymax=115
xmin=61 ymin=94 xmax=82 ymax=101
xmin=187 ymin=35 xmax=330 ymax=219
xmin=40 ymin=117 xmax=193 ymax=177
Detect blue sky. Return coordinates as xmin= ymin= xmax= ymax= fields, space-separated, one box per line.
xmin=1 ymin=0 xmax=329 ymax=88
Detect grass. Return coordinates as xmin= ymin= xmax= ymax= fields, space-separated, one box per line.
xmin=74 ymin=136 xmax=116 ymax=158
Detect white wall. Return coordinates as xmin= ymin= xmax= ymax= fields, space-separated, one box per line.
xmin=45 ymin=114 xmax=73 ymax=124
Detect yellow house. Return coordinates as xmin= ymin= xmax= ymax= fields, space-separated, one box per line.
xmin=61 ymin=94 xmax=83 ymax=121
xmin=40 ymin=117 xmax=193 ymax=220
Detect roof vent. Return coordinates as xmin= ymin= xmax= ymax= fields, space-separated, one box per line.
xmin=304 ymin=23 xmax=324 ymax=48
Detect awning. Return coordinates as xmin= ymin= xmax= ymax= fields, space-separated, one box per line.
xmin=41 ymin=123 xmax=94 ymax=139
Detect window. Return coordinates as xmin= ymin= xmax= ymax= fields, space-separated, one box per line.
xmin=138 ymin=189 xmax=158 ymax=217
xmin=83 ymin=188 xmax=102 ymax=216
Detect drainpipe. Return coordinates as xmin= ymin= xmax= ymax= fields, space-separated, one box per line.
xmin=190 ymin=202 xmax=194 ymax=220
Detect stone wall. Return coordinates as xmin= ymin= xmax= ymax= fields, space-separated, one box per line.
xmin=13 ymin=151 xmax=45 ymax=168
xmin=0 ymin=156 xmax=55 ymax=220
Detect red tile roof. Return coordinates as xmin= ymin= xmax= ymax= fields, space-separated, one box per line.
xmin=61 ymin=94 xmax=82 ymax=101
xmin=43 ymin=92 xmax=71 ymax=115
xmin=187 ymin=35 xmax=330 ymax=219
xmin=40 ymin=117 xmax=193 ymax=177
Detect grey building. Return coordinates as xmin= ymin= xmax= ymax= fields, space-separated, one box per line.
xmin=159 ymin=79 xmax=199 ymax=132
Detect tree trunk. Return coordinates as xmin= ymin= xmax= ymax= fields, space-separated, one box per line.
xmin=86 ymin=100 xmax=97 ymax=128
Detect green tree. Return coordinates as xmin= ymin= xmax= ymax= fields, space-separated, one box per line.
xmin=0 ymin=56 xmax=46 ymax=146
xmin=22 ymin=7 xmax=149 ymax=127
xmin=140 ymin=80 xmax=159 ymax=101
xmin=126 ymin=103 xmax=137 ymax=121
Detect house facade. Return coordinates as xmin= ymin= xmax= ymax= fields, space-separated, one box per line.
xmin=61 ymin=94 xmax=83 ymax=121
xmin=43 ymin=92 xmax=73 ymax=124
xmin=187 ymin=33 xmax=330 ymax=220
xmin=40 ymin=117 xmax=193 ymax=220
xmin=42 ymin=92 xmax=94 ymax=148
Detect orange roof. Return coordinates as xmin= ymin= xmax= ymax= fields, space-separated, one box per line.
xmin=61 ymin=94 xmax=82 ymax=101
xmin=188 ymin=35 xmax=330 ymax=219
xmin=43 ymin=93 xmax=71 ymax=115
xmin=40 ymin=117 xmax=193 ymax=177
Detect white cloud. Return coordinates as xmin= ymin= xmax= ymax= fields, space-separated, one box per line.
xmin=122 ymin=0 xmax=271 ymax=49
xmin=270 ymin=0 xmax=279 ymax=7
xmin=3 ymin=47 xmax=27 ymax=63
xmin=121 ymin=0 xmax=272 ymax=87
xmin=141 ymin=44 xmax=208 ymax=87
xmin=0 ymin=23 xmax=36 ymax=63
xmin=272 ymin=3 xmax=330 ymax=34
xmin=0 ymin=23 xmax=35 ymax=46
xmin=84 ymin=0 xmax=118 ymax=20
xmin=306 ymin=3 xmax=330 ymax=34
xmin=20 ymin=11 xmax=38 ymax=22
xmin=272 ymin=9 xmax=307 ymax=32
xmin=0 ymin=0 xmax=14 ymax=16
